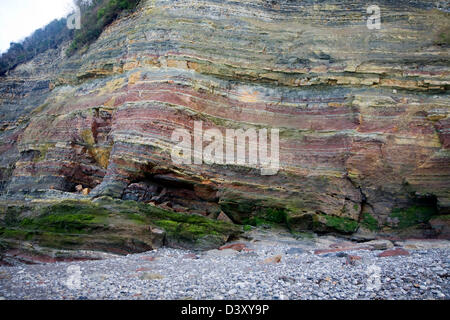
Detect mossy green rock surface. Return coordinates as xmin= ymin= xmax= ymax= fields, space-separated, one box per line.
xmin=0 ymin=198 xmax=241 ymax=254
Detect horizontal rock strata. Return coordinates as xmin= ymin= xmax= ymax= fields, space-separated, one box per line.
xmin=0 ymin=0 xmax=449 ymax=237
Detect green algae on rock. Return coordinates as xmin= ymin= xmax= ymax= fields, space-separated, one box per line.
xmin=361 ymin=213 xmax=380 ymax=232
xmin=0 ymin=198 xmax=241 ymax=254
xmin=389 ymin=205 xmax=438 ymax=229
xmin=0 ymin=0 xmax=449 ymax=247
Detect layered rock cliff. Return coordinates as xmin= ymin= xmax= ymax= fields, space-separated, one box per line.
xmin=0 ymin=0 xmax=449 ymax=245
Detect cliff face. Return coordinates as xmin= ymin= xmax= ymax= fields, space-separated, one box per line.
xmin=0 ymin=0 xmax=449 ymax=235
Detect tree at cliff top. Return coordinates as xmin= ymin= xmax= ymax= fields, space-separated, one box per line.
xmin=0 ymin=18 xmax=72 ymax=76
xmin=66 ymin=0 xmax=141 ymax=56
xmin=0 ymin=0 xmax=141 ymax=75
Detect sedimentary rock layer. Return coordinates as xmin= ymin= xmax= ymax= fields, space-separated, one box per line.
xmin=0 ymin=0 xmax=449 ymax=232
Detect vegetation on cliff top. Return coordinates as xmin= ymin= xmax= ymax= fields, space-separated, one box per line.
xmin=0 ymin=19 xmax=72 ymax=76
xmin=66 ymin=0 xmax=141 ymax=56
xmin=0 ymin=0 xmax=141 ymax=75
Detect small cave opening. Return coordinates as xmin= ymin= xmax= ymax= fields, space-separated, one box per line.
xmin=389 ymin=193 xmax=441 ymax=233
xmin=122 ymin=178 xmax=165 ymax=203
xmin=122 ymin=172 xmax=220 ymax=217
xmin=410 ymin=193 xmax=438 ymax=213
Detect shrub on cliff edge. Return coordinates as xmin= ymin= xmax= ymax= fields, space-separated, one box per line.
xmin=0 ymin=19 xmax=72 ymax=76
xmin=0 ymin=0 xmax=141 ymax=75
xmin=66 ymin=0 xmax=141 ymax=56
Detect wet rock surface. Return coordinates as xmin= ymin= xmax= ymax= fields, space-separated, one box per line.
xmin=0 ymin=229 xmax=448 ymax=300
xmin=0 ymin=198 xmax=242 ymax=256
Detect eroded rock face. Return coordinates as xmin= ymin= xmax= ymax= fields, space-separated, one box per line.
xmin=0 ymin=197 xmax=242 ymax=255
xmin=0 ymin=0 xmax=449 ymax=234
